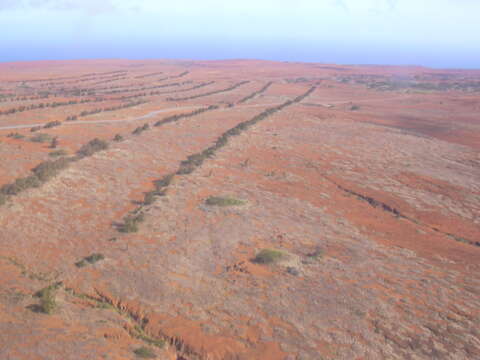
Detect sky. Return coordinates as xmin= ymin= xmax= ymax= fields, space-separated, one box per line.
xmin=1 ymin=0 xmax=479 ymax=68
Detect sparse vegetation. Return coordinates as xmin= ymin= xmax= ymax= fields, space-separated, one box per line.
xmin=133 ymin=346 xmax=156 ymax=359
xmin=253 ymin=249 xmax=285 ymax=264
xmin=30 ymin=133 xmax=52 ymax=143
xmin=167 ymin=81 xmax=249 ymax=101
xmin=205 ymin=196 xmax=245 ymax=206
xmin=238 ymin=81 xmax=273 ymax=103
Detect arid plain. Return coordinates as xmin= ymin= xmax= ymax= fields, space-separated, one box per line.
xmin=0 ymin=59 xmax=479 ymax=360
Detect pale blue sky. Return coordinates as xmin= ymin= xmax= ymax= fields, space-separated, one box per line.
xmin=1 ymin=0 xmax=479 ymax=68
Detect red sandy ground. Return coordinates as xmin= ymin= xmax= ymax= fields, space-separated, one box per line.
xmin=0 ymin=59 xmax=479 ymax=360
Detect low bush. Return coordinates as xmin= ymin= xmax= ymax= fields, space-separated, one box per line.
xmin=75 ymin=253 xmax=105 ymax=268
xmin=253 ymin=249 xmax=285 ymax=264
xmin=30 ymin=133 xmax=52 ymax=143
xmin=113 ymin=134 xmax=124 ymax=142
xmin=49 ymin=149 xmax=68 ymax=157
xmin=30 ymin=126 xmax=42 ymax=132
xmin=133 ymin=346 xmax=156 ymax=359
xmin=205 ymin=196 xmax=245 ymax=207
xmin=44 ymin=120 xmax=62 ymax=129
xmin=34 ymin=282 xmax=62 ymax=314
xmin=0 ymin=193 xmax=7 ymax=206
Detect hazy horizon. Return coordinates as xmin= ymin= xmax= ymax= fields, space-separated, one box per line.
xmin=1 ymin=0 xmax=479 ymax=69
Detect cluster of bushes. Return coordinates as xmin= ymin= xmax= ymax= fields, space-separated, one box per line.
xmin=34 ymin=282 xmax=62 ymax=314
xmin=153 ymin=81 xmax=214 ymax=97
xmin=0 ymin=137 xmax=110 ymax=206
xmin=176 ymin=86 xmax=315 ymax=175
xmin=170 ymin=70 xmax=189 ymax=79
xmin=114 ymin=87 xmax=315 ymax=232
xmin=167 ymin=81 xmax=249 ymax=101
xmin=75 ymin=100 xmax=147 ymax=119
xmin=65 ymin=115 xmax=78 ymax=121
xmin=33 ymin=157 xmax=72 ymax=182
xmin=134 ymin=71 xmax=164 ymax=79
xmin=119 ymin=213 xmax=145 ymax=233
xmin=30 ymin=125 xmax=43 ymax=132
xmin=238 ymin=81 xmax=273 ymax=104
xmin=90 ymin=75 xmax=127 ymax=86
xmin=0 ymin=93 xmax=49 ymax=103
xmin=103 ymin=81 xmax=190 ymax=95
xmin=0 ymin=97 xmax=107 ymax=116
xmin=154 ymin=105 xmax=218 ymax=127
xmin=77 ymin=138 xmax=109 ymax=158
xmin=6 ymin=132 xmax=24 ymax=139
xmin=44 ymin=120 xmax=62 ymax=129
xmin=0 ymin=157 xmax=71 ymax=199
xmin=132 ymin=123 xmax=150 ymax=135
xmin=364 ymin=79 xmax=480 ymax=92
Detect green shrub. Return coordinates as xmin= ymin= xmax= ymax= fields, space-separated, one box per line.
xmin=34 ymin=282 xmax=62 ymax=314
xmin=133 ymin=346 xmax=156 ymax=358
xmin=113 ymin=134 xmax=124 ymax=142
xmin=30 ymin=126 xmax=42 ymax=132
xmin=0 ymin=193 xmax=7 ymax=206
xmin=77 ymin=138 xmax=109 ymax=157
xmin=205 ymin=196 xmax=245 ymax=207
xmin=253 ymin=249 xmax=285 ymax=264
